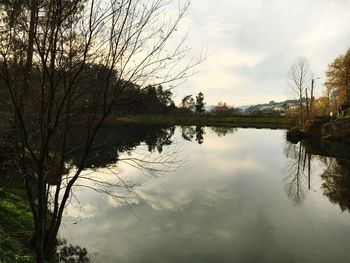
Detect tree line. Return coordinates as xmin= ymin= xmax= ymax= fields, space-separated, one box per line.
xmin=287 ymin=47 xmax=350 ymax=129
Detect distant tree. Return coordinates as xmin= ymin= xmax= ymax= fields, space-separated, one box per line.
xmin=211 ymin=101 xmax=238 ymax=116
xmin=114 ymin=84 xmax=175 ymax=114
xmin=181 ymin=95 xmax=195 ymax=111
xmin=156 ymin=85 xmax=174 ymax=107
xmin=288 ymin=57 xmax=311 ymax=128
xmin=139 ymin=85 xmax=175 ymax=113
xmin=325 ymin=48 xmax=350 ymax=115
xmin=195 ymin=92 xmax=205 ymax=114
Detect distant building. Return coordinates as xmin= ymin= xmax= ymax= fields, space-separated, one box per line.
xmin=274 ymin=106 xmax=284 ymax=111
xmin=289 ymin=105 xmax=300 ymax=110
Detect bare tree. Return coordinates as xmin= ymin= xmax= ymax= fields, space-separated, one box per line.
xmin=0 ymin=0 xmax=200 ymax=261
xmin=288 ymin=57 xmax=311 ymax=128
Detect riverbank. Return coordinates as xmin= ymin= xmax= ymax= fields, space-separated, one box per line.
xmin=305 ymin=116 xmax=350 ymax=142
xmin=286 ymin=116 xmax=350 ymax=145
xmin=0 ymin=179 xmax=34 ymax=263
xmin=106 ymin=114 xmax=289 ymax=129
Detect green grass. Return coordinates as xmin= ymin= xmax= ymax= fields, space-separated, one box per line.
xmin=0 ymin=179 xmax=35 ymax=263
xmin=107 ymin=114 xmax=290 ymax=129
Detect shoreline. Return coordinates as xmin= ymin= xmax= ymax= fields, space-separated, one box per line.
xmin=287 ymin=117 xmax=350 ymax=144
xmin=106 ymin=114 xmax=290 ymax=129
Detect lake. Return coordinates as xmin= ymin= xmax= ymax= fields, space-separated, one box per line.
xmin=60 ymin=126 xmax=350 ymax=263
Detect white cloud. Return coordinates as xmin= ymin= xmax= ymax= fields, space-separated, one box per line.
xmin=64 ymin=203 xmax=97 ymax=219
xmin=173 ymin=0 xmax=350 ymax=105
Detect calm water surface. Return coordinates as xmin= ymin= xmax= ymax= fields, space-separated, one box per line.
xmin=60 ymin=127 xmax=350 ymax=263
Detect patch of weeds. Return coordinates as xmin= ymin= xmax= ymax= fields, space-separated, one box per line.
xmin=0 ymin=182 xmax=35 ymax=263
xmin=0 ymin=228 xmax=34 ymax=263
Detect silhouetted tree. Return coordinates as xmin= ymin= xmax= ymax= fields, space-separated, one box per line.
xmin=0 ymin=0 xmax=199 ymax=261
xmin=181 ymin=95 xmax=195 ymax=113
xmin=210 ymin=101 xmax=238 ymax=116
xmin=195 ymin=92 xmax=205 ymax=114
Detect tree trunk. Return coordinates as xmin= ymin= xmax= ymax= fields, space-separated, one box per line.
xmin=24 ymin=0 xmax=37 ymax=99
xmin=310 ymin=79 xmax=314 ymax=114
xmin=305 ymin=88 xmax=309 ymax=117
xmin=300 ymin=94 xmax=304 ymax=129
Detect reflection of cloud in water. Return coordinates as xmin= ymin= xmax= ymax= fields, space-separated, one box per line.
xmin=173 ymin=190 xmax=193 ymax=206
xmin=64 ymin=203 xmax=97 ymax=219
xmin=136 ymin=189 xmax=177 ymax=211
xmin=107 ymin=184 xmax=237 ymax=212
xmin=210 ymin=157 xmax=266 ymax=174
xmin=108 ymin=187 xmax=193 ymax=211
xmin=202 ymin=137 xmax=243 ymax=152
xmin=60 ymin=128 xmax=350 ymax=263
xmin=201 ymin=187 xmax=237 ymax=207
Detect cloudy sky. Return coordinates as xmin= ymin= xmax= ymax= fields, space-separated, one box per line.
xmin=172 ymin=0 xmax=350 ymax=106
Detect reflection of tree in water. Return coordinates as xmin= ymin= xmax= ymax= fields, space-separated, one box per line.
xmin=64 ymin=124 xmax=245 ymax=211
xmin=210 ymin=126 xmax=237 ymax=137
xmin=56 ymin=240 xmax=91 ymax=263
xmin=181 ymin=126 xmax=195 ymax=141
xmin=145 ymin=126 xmax=175 ymax=153
xmin=180 ymin=126 xmax=206 ymax=144
xmin=195 ymin=126 xmax=205 ymax=144
xmin=44 ymin=124 xmax=245 ymax=198
xmin=283 ymin=142 xmax=308 ymax=206
xmin=67 ymin=125 xmax=176 ymax=169
xmin=321 ymin=159 xmax=350 ymax=212
xmin=285 ymin=135 xmax=350 ymax=212
xmin=55 ymin=125 xmax=181 ymax=205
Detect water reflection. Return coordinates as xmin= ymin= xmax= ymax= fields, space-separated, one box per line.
xmin=59 ymin=127 xmax=350 ymax=263
xmin=181 ymin=126 xmax=237 ymax=144
xmin=210 ymin=126 xmax=237 ymax=137
xmin=56 ymin=240 xmax=92 ymax=263
xmin=283 ymin=140 xmax=318 ymax=206
xmin=321 ymin=159 xmax=350 ymax=212
xmin=180 ymin=125 xmax=205 ymax=144
xmin=68 ymin=125 xmax=350 ymax=216
xmin=285 ymin=136 xmax=350 ymax=212
xmin=65 ymin=124 xmax=177 ymax=169
xmin=181 ymin=126 xmax=195 ymax=141
xmin=283 ymin=143 xmax=307 ymax=205
xmin=66 ymin=124 xmax=350 ymax=218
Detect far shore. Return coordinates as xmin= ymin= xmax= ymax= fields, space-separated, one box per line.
xmin=106 ymin=114 xmax=290 ymax=129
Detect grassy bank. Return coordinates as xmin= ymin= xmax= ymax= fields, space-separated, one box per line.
xmin=107 ymin=114 xmax=290 ymax=129
xmin=0 ymin=179 xmax=34 ymax=263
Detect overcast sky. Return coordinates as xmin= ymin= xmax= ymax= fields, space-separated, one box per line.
xmin=171 ymin=0 xmax=350 ymax=106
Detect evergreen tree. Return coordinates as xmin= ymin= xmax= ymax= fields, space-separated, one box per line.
xmin=195 ymin=92 xmax=205 ymax=114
